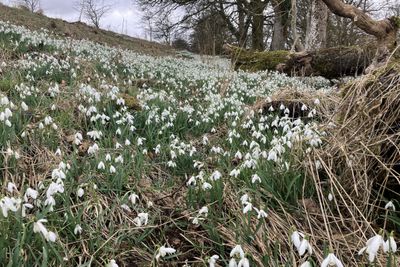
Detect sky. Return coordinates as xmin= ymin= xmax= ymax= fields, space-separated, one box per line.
xmin=1 ymin=0 xmax=146 ymax=38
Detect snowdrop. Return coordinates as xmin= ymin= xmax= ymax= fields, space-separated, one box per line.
xmin=74 ymin=224 xmax=83 ymax=235
xmin=106 ymin=259 xmax=119 ymax=267
xmin=7 ymin=182 xmax=17 ymax=193
xmin=133 ymin=212 xmax=149 ymax=227
xmin=383 ymin=232 xmax=397 ymax=253
xmin=77 ymin=188 xmax=84 ymax=198
xmin=358 ymin=232 xmax=384 ymax=262
xmin=208 ymin=255 xmax=219 ymax=267
xmin=238 ymin=257 xmax=249 ymax=267
xmin=129 ymin=192 xmax=139 ymax=205
xmin=33 ymin=219 xmax=57 ymax=242
xmin=384 ymin=201 xmax=395 ymax=211
xmin=230 ymin=245 xmax=245 ymax=259
xmin=321 ymin=253 xmax=344 ymax=267
xmin=155 ymin=245 xmax=176 ymax=261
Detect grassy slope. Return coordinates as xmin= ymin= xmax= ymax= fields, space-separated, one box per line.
xmin=0 ymin=3 xmax=174 ymax=56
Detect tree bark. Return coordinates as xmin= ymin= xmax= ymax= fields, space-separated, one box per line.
xmin=224 ymin=44 xmax=376 ymax=79
xmin=305 ymin=0 xmax=328 ymax=50
xmin=251 ymin=0 xmax=266 ymax=51
xmin=271 ymin=0 xmax=289 ymax=50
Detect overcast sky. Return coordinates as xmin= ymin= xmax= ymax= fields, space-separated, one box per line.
xmin=1 ymin=0 xmax=146 ymax=38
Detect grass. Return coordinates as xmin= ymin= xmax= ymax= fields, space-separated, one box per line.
xmin=0 ymin=7 xmax=399 ymax=267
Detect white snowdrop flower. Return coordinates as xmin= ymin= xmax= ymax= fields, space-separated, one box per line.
xmin=321 ymin=253 xmax=344 ymax=267
xmin=358 ymin=233 xmax=384 ymax=262
xmin=133 ymin=212 xmax=149 ymax=226
xmin=87 ymin=143 xmax=99 ymax=155
xmin=300 ymin=261 xmax=312 ymax=267
xmin=87 ymin=130 xmax=102 ymax=140
xmin=22 ymin=203 xmax=33 ymax=217
xmin=298 ymin=237 xmax=312 ymax=256
xmin=137 ymin=137 xmax=145 ymax=146
xmin=187 ymin=176 xmax=196 ymax=186
xmin=38 ymin=122 xmax=44 ymax=129
xmin=240 ymin=195 xmax=250 ymax=206
xmin=21 ymin=101 xmax=28 ymax=111
xmin=51 ymin=104 xmax=56 ymax=111
xmin=24 ymin=188 xmax=38 ymax=201
xmin=314 ymin=98 xmax=320 ymax=105
xmin=5 ymin=119 xmax=11 ymax=127
xmin=202 ymin=182 xmax=212 ymax=190
xmin=238 ymin=257 xmax=249 ymax=267
xmin=208 ymin=255 xmax=219 ymax=267
xmin=267 ymin=150 xmax=278 ymax=162
xmin=383 ymin=232 xmax=397 ymax=253
xmin=142 ymin=149 xmax=148 ymax=155
xmin=291 ymin=230 xmax=304 ymax=250
xmin=210 ymin=170 xmax=222 ymax=181
xmin=106 ymin=259 xmax=119 ymax=267
xmin=385 ymin=201 xmax=395 ymax=211
xmin=74 ymin=132 xmax=83 ymax=145
xmin=254 ymin=207 xmax=267 ymax=219
xmin=198 ymin=206 xmax=208 ymax=216
xmin=52 ymin=123 xmax=58 ymax=130
xmin=77 ymin=188 xmax=84 ymax=198
xmin=55 ymin=148 xmax=62 ymax=156
xmin=105 ymin=153 xmax=112 ymax=161
xmin=167 ymin=161 xmax=177 ymax=168
xmin=230 ymin=169 xmax=240 ymax=178
xmin=251 ymin=174 xmax=261 ymax=183
xmin=44 ymin=116 xmax=53 ymax=125
xmin=243 ymin=202 xmax=252 ymax=214
xmin=0 ymin=197 xmax=20 ymax=217
xmin=115 ymin=155 xmax=124 ymax=163
xmin=116 ymin=128 xmax=122 ymax=135
xmin=229 ymin=258 xmax=238 ymax=267
xmin=74 ymin=224 xmax=82 ymax=235
xmin=120 ymin=204 xmax=131 ymax=212
xmin=155 ymin=245 xmax=176 ymax=261
xmin=301 ymin=104 xmax=308 ymax=111
xmin=97 ymin=161 xmax=105 ymax=170
xmin=328 ymin=193 xmax=333 ymax=201
xmin=129 ymin=193 xmax=139 ymax=205
xmin=154 ymin=144 xmax=161 ymax=154
xmin=21 ymin=131 xmax=27 ymax=138
xmin=125 ymin=139 xmax=131 ymax=146
xmin=230 ymin=245 xmax=245 ymax=259
xmin=115 ymin=142 xmax=122 ymax=149
xmin=33 ymin=219 xmax=57 ymax=242
xmin=7 ymin=182 xmax=17 ymax=193
xmin=234 ymin=151 xmax=243 ymax=160
xmin=110 ymin=165 xmax=116 ymax=173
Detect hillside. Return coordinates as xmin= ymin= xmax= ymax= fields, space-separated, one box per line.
xmin=0 ymin=3 xmax=174 ymax=56
xmin=0 ymin=4 xmax=399 ymax=267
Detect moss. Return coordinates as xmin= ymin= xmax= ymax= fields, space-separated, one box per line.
xmin=235 ymin=49 xmax=289 ymax=72
xmin=390 ymin=16 xmax=400 ymax=28
xmin=120 ymin=93 xmax=141 ymax=111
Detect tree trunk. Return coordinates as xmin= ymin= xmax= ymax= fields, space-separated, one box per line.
xmin=224 ymin=44 xmax=376 ymax=79
xmin=251 ymin=0 xmax=265 ymax=51
xmin=305 ymin=0 xmax=328 ymax=50
xmin=271 ymin=0 xmax=289 ymax=50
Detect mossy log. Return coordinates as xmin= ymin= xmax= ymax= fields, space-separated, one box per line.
xmin=224 ymin=44 xmax=377 ymax=79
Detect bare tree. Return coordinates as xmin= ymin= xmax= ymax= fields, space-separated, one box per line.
xmin=321 ymin=0 xmax=399 ymax=70
xmin=76 ymin=0 xmax=112 ymax=29
xmin=16 ymin=0 xmax=40 ymax=12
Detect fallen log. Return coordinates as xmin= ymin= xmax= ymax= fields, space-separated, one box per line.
xmin=224 ymin=44 xmax=377 ymax=79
